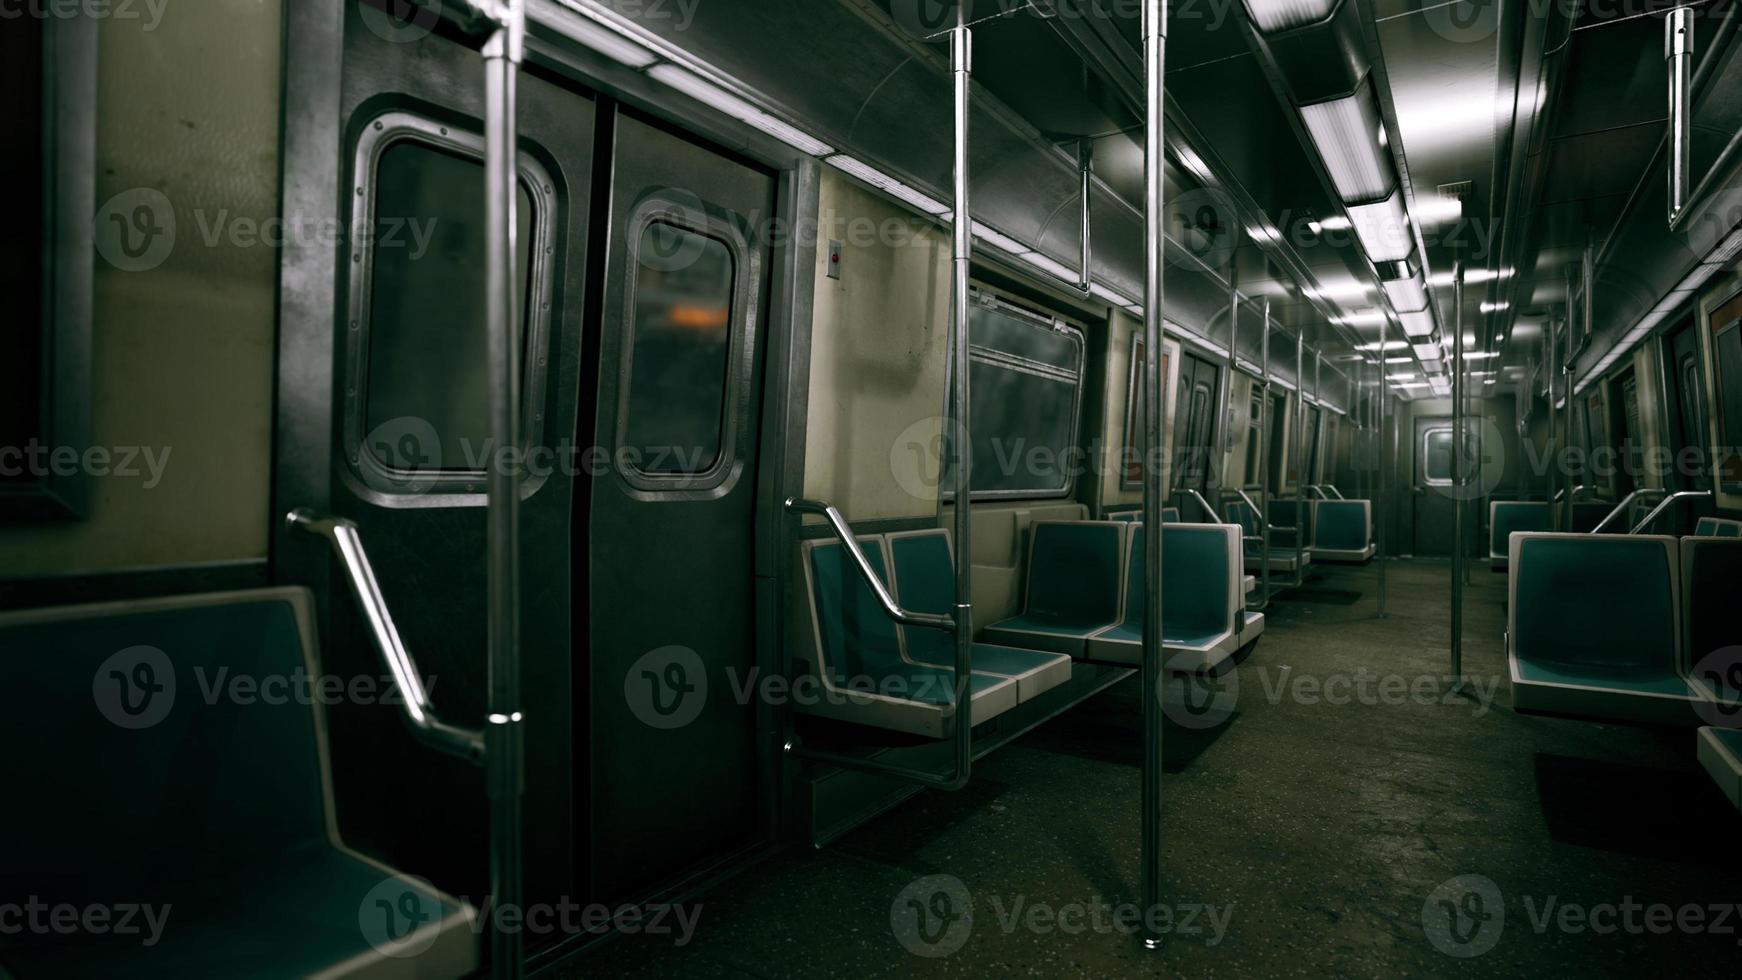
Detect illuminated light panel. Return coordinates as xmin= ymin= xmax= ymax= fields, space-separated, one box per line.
xmin=1347 ymin=189 xmax=1414 ymax=262
xmin=1430 ymin=266 xmax=1512 ymax=288
xmin=1334 ymin=310 xmax=1390 ymax=327
xmin=824 ymin=154 xmax=948 ymax=215
xmin=971 ymin=221 xmax=1031 ymax=256
xmin=1309 ymin=278 xmax=1374 ymax=300
xmin=1413 ymin=195 xmax=1463 ymax=224
xmin=649 ymin=64 xmax=835 ymax=157
xmin=538 ymin=0 xmax=659 ymax=67
xmin=1088 ymin=282 xmax=1136 ymax=307
xmin=1019 ymin=250 xmax=1078 ymax=283
xmin=1240 ymin=0 xmax=1339 ymax=33
xmin=1480 ymin=301 xmax=1510 ymax=313
xmin=1309 ymin=215 xmax=1353 ymax=234
xmin=1383 ymin=271 xmax=1429 ymax=313
xmin=1412 ymin=343 xmax=1441 ymax=360
xmin=1398 ymin=310 xmax=1435 ymax=338
xmin=1300 ymin=84 xmax=1395 ymax=203
xmin=1356 ymin=340 xmax=1409 ymax=351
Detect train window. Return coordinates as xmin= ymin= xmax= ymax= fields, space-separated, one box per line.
xmin=1713 ymin=296 xmax=1742 ymax=493
xmin=943 ymin=294 xmax=1085 ymax=498
xmin=1243 ymin=386 xmax=1264 ymax=486
xmin=345 ymin=113 xmax=555 ymax=498
xmin=620 ymin=219 xmax=739 ymax=477
xmin=1421 ymin=424 xmax=1454 ymax=486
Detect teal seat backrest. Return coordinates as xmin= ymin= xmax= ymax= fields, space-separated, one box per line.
xmin=1491 ymin=501 xmax=1551 ymax=555
xmin=1161 ymin=506 xmax=1182 ymax=523
xmin=1683 ymin=539 xmax=1742 ymax=703
xmin=1118 ymin=525 xmax=1229 ymax=638
xmin=889 ymin=531 xmax=956 ymax=662
xmin=1513 ymin=536 xmax=1676 ymax=672
xmin=1268 ymin=499 xmax=1311 ymax=545
xmin=1569 ymin=501 xmax=1610 ymax=533
xmin=0 ymin=591 xmax=329 ymax=906
xmin=1025 ymin=522 xmax=1123 ymax=627
xmin=809 ymin=539 xmax=905 ymax=685
xmin=1314 ymin=500 xmax=1369 ymax=550
xmin=1695 ymin=517 xmax=1742 ymax=537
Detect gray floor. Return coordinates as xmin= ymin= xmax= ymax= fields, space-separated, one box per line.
xmin=564 ymin=559 xmax=1740 ymax=978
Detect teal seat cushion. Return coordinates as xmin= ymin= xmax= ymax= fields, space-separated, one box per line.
xmin=1017 ymin=522 xmax=1123 ymax=630
xmin=1513 ymin=658 xmax=1698 ymax=698
xmin=1092 ymin=619 xmax=1226 ymax=651
xmin=1314 ymin=500 xmax=1369 ymax=551
xmin=1696 ymin=517 xmax=1742 ymax=537
xmin=986 ymin=613 xmax=1105 ymax=638
xmin=1491 ymin=501 xmax=1551 ymax=556
xmin=1513 ymin=536 xmax=1676 ymax=673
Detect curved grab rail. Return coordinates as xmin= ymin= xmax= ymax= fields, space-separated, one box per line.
xmin=286 ymin=509 xmax=486 ymax=764
xmin=784 ymin=498 xmax=956 ymax=631
xmin=1591 ymin=488 xmax=1666 ymax=534
xmin=1628 ymin=490 xmax=1713 ymax=534
xmin=1182 ymin=488 xmax=1221 ymax=523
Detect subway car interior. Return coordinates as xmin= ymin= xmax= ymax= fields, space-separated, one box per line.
xmin=5 ymin=0 xmax=1742 ymax=976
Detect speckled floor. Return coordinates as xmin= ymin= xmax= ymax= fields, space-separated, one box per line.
xmin=555 ymin=559 xmax=1740 ymax=978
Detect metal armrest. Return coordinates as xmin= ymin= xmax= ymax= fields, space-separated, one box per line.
xmin=784 ymin=498 xmax=955 ymax=631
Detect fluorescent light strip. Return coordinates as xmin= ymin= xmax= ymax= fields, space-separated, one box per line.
xmin=1480 ymin=301 xmax=1510 ymax=313
xmin=1356 ymin=340 xmax=1409 ymax=351
xmin=1429 ymin=266 xmax=1512 ymax=288
xmin=1382 ymin=271 xmax=1428 ymax=313
xmin=971 ymin=221 xmax=1032 ymax=256
xmin=1019 ymin=250 xmax=1078 ymax=283
xmin=1398 ymin=310 xmax=1435 ymax=338
xmin=1347 ymin=189 xmax=1414 ymax=263
xmin=823 ymin=154 xmax=948 ymax=215
xmin=1412 ymin=343 xmax=1441 ymax=360
xmin=1241 ymin=0 xmax=1339 ymax=33
xmin=649 ymin=64 xmax=834 ymax=157
xmin=1300 ymin=84 xmax=1395 ymax=203
xmin=537 ymin=0 xmax=659 ymax=67
xmin=1333 ymin=310 xmax=1390 ymax=327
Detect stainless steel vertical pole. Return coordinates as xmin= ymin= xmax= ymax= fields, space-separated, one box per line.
xmin=1139 ymin=0 xmax=1167 ymax=949
xmin=1377 ymin=313 xmax=1389 ymax=616
xmin=1223 ymin=273 xmax=1239 ymax=501
xmin=482 ymin=4 xmax=526 ymax=976
xmin=1079 ymin=139 xmax=1093 ymax=292
xmin=1546 ymin=314 xmax=1559 ymax=528
xmin=948 ymin=18 xmax=975 ymax=787
xmin=1294 ymin=328 xmax=1306 ymax=579
xmin=1259 ymin=301 xmax=1272 ymax=606
xmin=1667 ymin=6 xmax=1695 ymax=224
xmin=1450 ymin=263 xmax=1466 ymax=687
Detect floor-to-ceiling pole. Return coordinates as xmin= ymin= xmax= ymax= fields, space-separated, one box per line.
xmin=1450 ymin=263 xmax=1466 ymax=688
xmin=1376 ymin=313 xmax=1389 ymax=617
xmin=1079 ymin=139 xmax=1093 ymax=292
xmin=482 ymin=4 xmax=527 ymax=976
xmin=1294 ymin=328 xmax=1306 ymax=577
xmin=1259 ymin=302 xmax=1272 ymax=606
xmin=1139 ymin=0 xmax=1167 ymax=948
xmin=947 ymin=14 xmax=975 ymax=788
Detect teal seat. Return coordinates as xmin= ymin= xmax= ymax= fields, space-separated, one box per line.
xmin=1310 ymin=499 xmax=1374 ymax=561
xmin=1695 ymin=516 xmax=1742 ymax=537
xmin=1227 ymin=499 xmax=1311 ymax=573
xmin=982 ymin=521 xmax=1124 ymax=657
xmin=1489 ymin=500 xmax=1551 ymax=570
xmin=1161 ymin=506 xmax=1182 ymax=523
xmin=802 ymin=536 xmax=1016 ymax=737
xmin=1696 ymin=727 xmax=1742 ymax=812
xmin=1085 ymin=523 xmax=1263 ymax=672
xmin=1268 ymin=499 xmax=1313 ymax=551
xmin=887 ymin=529 xmax=1072 ymax=703
xmin=0 ymin=589 xmax=477 ymax=979
xmin=1682 ymin=537 xmax=1742 ymax=712
xmin=1507 ymin=533 xmax=1702 ymax=725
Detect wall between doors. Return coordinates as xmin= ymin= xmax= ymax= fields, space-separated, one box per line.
xmin=799 ymin=170 xmax=952 ymax=522
xmin=0 ymin=4 xmax=282 ymax=578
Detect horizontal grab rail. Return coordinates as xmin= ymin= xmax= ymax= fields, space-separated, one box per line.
xmin=1591 ymin=488 xmax=1665 ymax=534
xmin=784 ymin=498 xmax=956 ymax=631
xmin=287 ymin=509 xmax=485 ymax=764
xmin=1628 ymin=490 xmax=1712 ymax=534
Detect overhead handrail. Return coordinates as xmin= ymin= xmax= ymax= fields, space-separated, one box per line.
xmin=1629 ymin=490 xmax=1712 ymax=534
xmin=1317 ymin=484 xmax=1344 ymax=499
xmin=1592 ymin=488 xmax=1667 ymax=533
xmin=784 ymin=498 xmax=956 ymax=630
xmin=287 ymin=509 xmax=486 ymax=764
xmin=1552 ymin=483 xmax=1597 ymax=503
